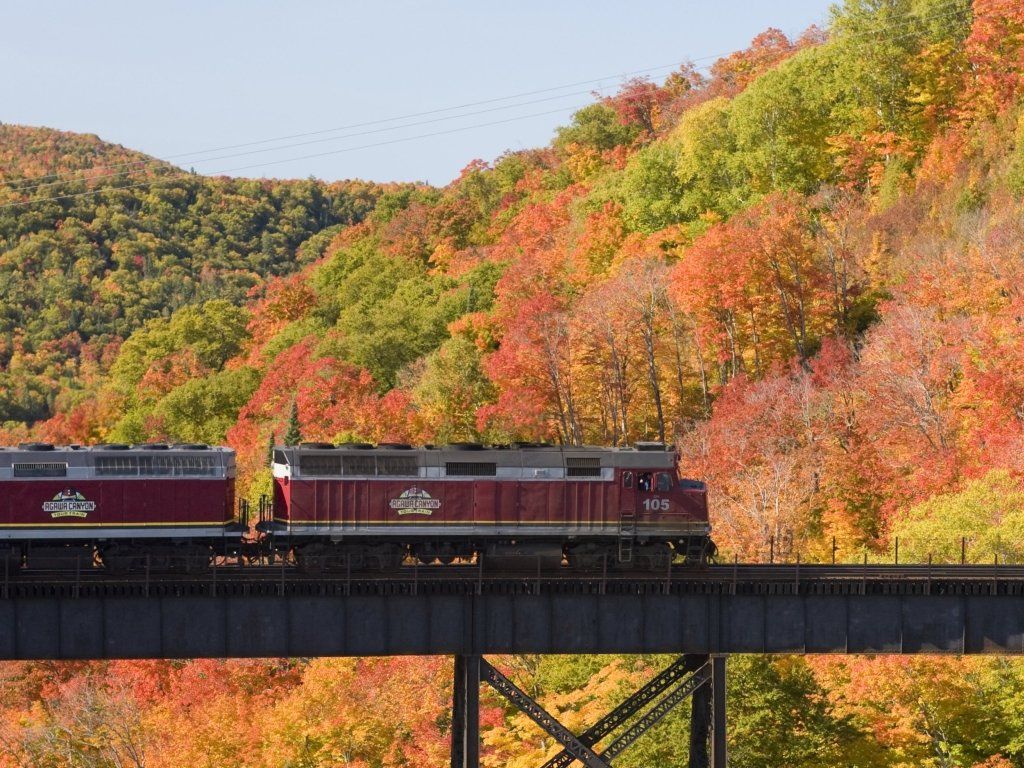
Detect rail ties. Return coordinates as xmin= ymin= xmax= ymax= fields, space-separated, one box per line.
xmin=2 ymin=564 xmax=1024 ymax=599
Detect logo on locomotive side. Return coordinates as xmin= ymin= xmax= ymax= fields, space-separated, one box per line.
xmin=42 ymin=489 xmax=97 ymax=519
xmin=389 ymin=487 xmax=441 ymax=516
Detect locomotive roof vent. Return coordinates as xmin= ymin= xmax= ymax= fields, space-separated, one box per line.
xmin=565 ymin=456 xmax=602 ymax=477
xmin=446 ymin=461 xmax=497 ymax=476
xmin=337 ymin=442 xmax=373 ymax=450
xmin=132 ymin=443 xmax=170 ymax=450
xmin=445 ymin=442 xmax=485 ymax=451
xmin=93 ymin=443 xmax=130 ymax=450
xmin=171 ymin=443 xmax=209 ymax=450
xmin=377 ymin=442 xmax=413 ymax=449
xmin=511 ymin=441 xmax=552 ymax=449
xmin=634 ymin=441 xmax=667 ymax=451
xmin=300 ymin=442 xmax=335 ymax=449
xmin=18 ymin=442 xmax=54 ymax=451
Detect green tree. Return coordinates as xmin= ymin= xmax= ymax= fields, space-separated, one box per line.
xmin=284 ymin=401 xmax=301 ymax=446
xmin=411 ymin=336 xmax=495 ymax=443
xmin=674 ymin=97 xmax=749 ymax=220
xmin=149 ymin=367 xmax=260 ymax=444
xmin=727 ymin=656 xmax=864 ymax=768
xmin=728 ymin=44 xmax=848 ymax=195
xmin=891 ymin=471 xmax=1024 ymax=563
xmin=619 ymin=139 xmax=688 ymax=232
xmin=829 ymin=0 xmax=970 ymax=141
xmin=316 ymin=242 xmax=493 ymax=389
xmin=109 ymin=300 xmax=251 ymax=399
xmin=555 ymin=103 xmax=639 ymax=154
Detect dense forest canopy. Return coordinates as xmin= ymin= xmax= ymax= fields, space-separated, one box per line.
xmin=3 ymin=0 xmax=1024 ymax=764
xmin=0 ymin=124 xmax=397 ymax=423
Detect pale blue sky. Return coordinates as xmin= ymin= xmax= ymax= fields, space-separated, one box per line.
xmin=1 ymin=1 xmax=835 ymax=184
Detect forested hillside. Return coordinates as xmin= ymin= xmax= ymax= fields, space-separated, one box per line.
xmin=3 ymin=0 xmax=1024 ymax=764
xmin=0 ymin=125 xmax=392 ymax=424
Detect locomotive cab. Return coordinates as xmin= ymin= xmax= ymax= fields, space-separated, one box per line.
xmin=624 ymin=444 xmax=710 ymax=564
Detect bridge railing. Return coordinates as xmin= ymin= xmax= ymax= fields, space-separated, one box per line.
xmin=742 ymin=532 xmax=1022 ymax=567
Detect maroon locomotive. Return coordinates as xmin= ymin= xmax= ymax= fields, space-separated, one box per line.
xmin=0 ymin=440 xmax=710 ymax=572
xmin=0 ymin=443 xmax=240 ymax=571
xmin=264 ymin=442 xmax=710 ymax=571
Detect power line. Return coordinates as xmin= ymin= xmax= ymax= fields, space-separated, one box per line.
xmin=2 ymin=60 xmax=702 ymax=193
xmin=3 ymin=6 xmax=839 ymax=197
xmin=0 ymin=105 xmax=586 ymax=210
xmin=0 ymin=0 xmax=973 ymax=209
xmin=6 ymin=82 xmax=632 ymax=195
xmin=2 ymin=0 xmax=968 ymax=197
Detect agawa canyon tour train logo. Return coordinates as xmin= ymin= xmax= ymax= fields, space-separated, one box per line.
xmin=42 ymin=489 xmax=96 ymax=519
xmin=389 ymin=487 xmax=441 ymax=516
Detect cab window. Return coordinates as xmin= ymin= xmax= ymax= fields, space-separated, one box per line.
xmin=638 ymin=472 xmax=652 ymax=492
xmin=622 ymin=471 xmax=633 ymax=489
xmin=655 ymin=473 xmax=672 ymax=492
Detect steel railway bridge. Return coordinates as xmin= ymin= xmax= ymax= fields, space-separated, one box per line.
xmin=8 ymin=562 xmax=1024 ymax=767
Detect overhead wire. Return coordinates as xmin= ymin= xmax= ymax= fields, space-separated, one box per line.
xmin=0 ymin=0 xmax=973 ymax=209
xmin=0 ymin=8 xmax=845 ymax=196
xmin=2 ymin=0 xmax=968 ymax=198
xmin=2 ymin=59 xmax=709 ymax=194
xmin=6 ymin=82 xmax=641 ymax=195
xmin=19 ymin=0 xmax=967 ymax=190
xmin=0 ymin=105 xmax=588 ymax=209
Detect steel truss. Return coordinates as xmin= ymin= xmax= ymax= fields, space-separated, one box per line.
xmin=450 ymin=654 xmax=727 ymax=768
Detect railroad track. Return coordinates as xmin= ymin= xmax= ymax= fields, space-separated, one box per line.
xmin=8 ymin=561 xmax=1024 ymax=578
xmin=4 ymin=562 xmax=1024 ymax=599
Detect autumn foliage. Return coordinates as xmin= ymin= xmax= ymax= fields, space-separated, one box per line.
xmin=4 ymin=0 xmax=1024 ymax=764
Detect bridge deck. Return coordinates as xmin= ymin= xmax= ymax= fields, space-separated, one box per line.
xmin=1 ymin=564 xmax=1023 ymax=659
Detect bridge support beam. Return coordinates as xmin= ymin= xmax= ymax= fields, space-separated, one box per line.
xmin=451 ymin=654 xmax=480 ymax=768
xmin=452 ymin=653 xmax=712 ymax=768
xmin=688 ymin=655 xmax=711 ymax=768
xmin=688 ymin=654 xmax=727 ymax=768
xmin=711 ymin=655 xmax=727 ymax=768
xmin=482 ymin=658 xmax=608 ymax=768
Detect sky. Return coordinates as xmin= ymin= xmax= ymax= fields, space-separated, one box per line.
xmin=1 ymin=1 xmax=836 ymax=185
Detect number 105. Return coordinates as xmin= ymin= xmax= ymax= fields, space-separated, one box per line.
xmin=642 ymin=498 xmax=670 ymax=511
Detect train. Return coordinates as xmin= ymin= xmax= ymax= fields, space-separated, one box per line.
xmin=0 ymin=440 xmax=711 ymax=572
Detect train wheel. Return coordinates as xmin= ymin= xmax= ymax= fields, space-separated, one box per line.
xmin=0 ymin=550 xmax=21 ymax=577
xmin=634 ymin=543 xmax=673 ymax=572
xmin=566 ymin=543 xmax=614 ymax=571
xmin=703 ymin=539 xmax=718 ymax=565
xmin=300 ymin=556 xmax=325 ymax=575
xmin=296 ymin=544 xmax=327 ymax=575
xmin=566 ymin=552 xmax=599 ymax=570
xmin=413 ymin=543 xmax=460 ymax=566
xmin=101 ymin=545 xmax=135 ymax=575
xmin=677 ymin=537 xmax=715 ymax=566
xmin=368 ymin=544 xmax=404 ymax=571
xmin=183 ymin=546 xmax=213 ymax=574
